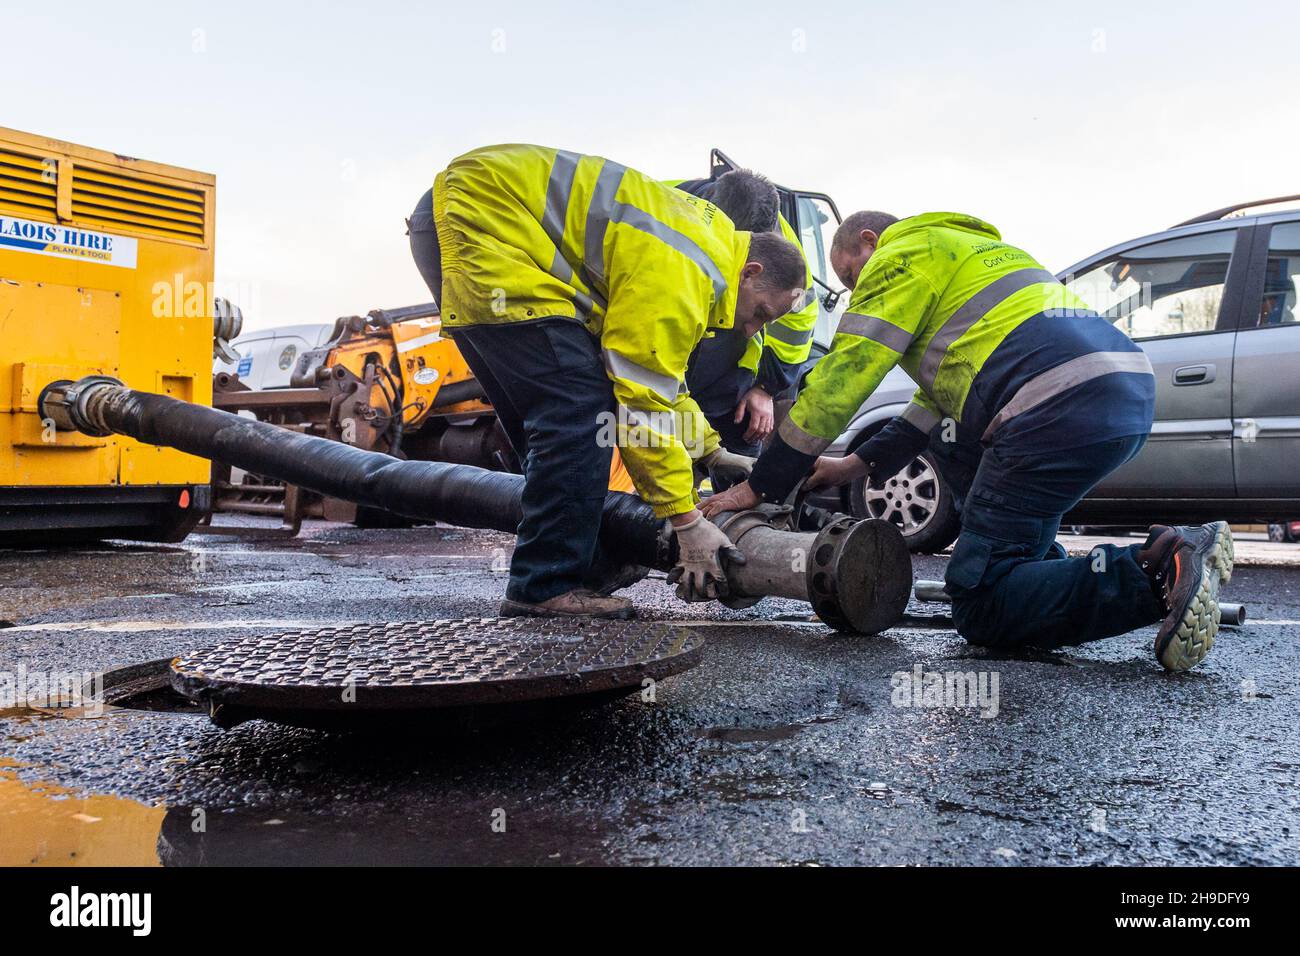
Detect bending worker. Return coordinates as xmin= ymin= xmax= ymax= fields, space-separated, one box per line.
xmin=669 ymin=170 xmax=819 ymax=454
xmin=409 ymin=144 xmax=807 ymax=620
xmin=703 ymin=210 xmax=1231 ymax=671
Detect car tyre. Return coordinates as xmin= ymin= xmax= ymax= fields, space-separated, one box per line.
xmin=1268 ymin=522 xmax=1297 ymax=543
xmin=849 ymin=450 xmax=961 ymax=553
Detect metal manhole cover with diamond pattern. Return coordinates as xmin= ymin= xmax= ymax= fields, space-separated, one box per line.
xmin=170 ymin=617 xmax=703 ymax=728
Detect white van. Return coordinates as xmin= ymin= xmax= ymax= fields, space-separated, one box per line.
xmin=214 ymin=323 xmax=335 ymax=389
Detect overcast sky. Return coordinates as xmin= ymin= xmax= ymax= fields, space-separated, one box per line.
xmin=8 ymin=0 xmax=1297 ymax=331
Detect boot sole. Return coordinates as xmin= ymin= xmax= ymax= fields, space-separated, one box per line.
xmin=499 ymin=600 xmax=637 ymax=621
xmin=1199 ymin=520 xmax=1234 ymax=585
xmin=1155 ymin=561 xmax=1218 ymax=672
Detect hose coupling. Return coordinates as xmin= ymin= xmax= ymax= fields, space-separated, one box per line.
xmin=37 ymin=375 xmax=125 ymax=437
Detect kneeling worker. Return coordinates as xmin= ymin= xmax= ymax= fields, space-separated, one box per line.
xmin=703 ymin=210 xmax=1230 ymax=671
xmin=410 ymin=144 xmax=807 ymax=619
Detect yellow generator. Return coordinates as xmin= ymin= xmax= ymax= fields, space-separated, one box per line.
xmin=0 ymin=128 xmax=217 ymax=543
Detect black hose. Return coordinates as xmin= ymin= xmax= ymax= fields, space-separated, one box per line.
xmin=90 ymin=386 xmax=668 ymax=569
xmin=432 ymin=378 xmax=486 ymax=406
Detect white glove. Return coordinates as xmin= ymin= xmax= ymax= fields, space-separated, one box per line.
xmin=702 ymin=448 xmax=756 ymax=489
xmin=667 ymin=514 xmax=746 ymax=602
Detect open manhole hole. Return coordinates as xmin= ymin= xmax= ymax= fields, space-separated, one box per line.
xmin=169 ymin=618 xmax=704 ymax=731
xmin=88 ymin=658 xmax=205 ymax=715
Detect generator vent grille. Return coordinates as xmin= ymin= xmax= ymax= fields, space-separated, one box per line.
xmin=70 ymin=164 xmax=206 ymax=243
xmin=0 ymin=147 xmax=58 ymax=218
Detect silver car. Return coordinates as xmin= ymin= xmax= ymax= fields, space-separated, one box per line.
xmin=808 ymin=198 xmax=1300 ymax=552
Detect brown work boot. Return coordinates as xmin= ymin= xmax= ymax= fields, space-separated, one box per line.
xmin=1137 ymin=526 xmax=1218 ymax=672
xmin=500 ymin=588 xmax=636 ymax=620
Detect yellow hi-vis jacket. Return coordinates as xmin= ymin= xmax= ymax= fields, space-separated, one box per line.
xmin=434 ymin=144 xmax=752 ymax=518
xmin=779 ymin=212 xmax=1093 ymax=449
xmin=750 ymin=212 xmax=1153 ymax=503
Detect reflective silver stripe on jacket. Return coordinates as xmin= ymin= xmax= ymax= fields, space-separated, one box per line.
xmin=603 ymin=348 xmax=684 ymax=403
xmin=546 ymin=154 xmax=726 ymax=305
xmin=543 ymin=151 xmax=605 ymax=315
xmin=918 ymin=267 xmax=1057 ymax=390
xmin=573 ymin=288 xmax=600 ymax=318
xmin=541 ymin=150 xmax=580 ymax=255
xmin=583 ymin=159 xmax=628 ymax=293
xmin=901 ymin=400 xmax=942 ymax=432
xmin=766 ymin=322 xmax=814 ymax=346
xmin=838 ymin=311 xmax=915 ymax=353
xmin=608 ymin=202 xmax=727 ymax=299
xmin=777 ymin=416 xmax=831 ymax=456
xmin=981 ymin=350 xmax=1154 ymax=440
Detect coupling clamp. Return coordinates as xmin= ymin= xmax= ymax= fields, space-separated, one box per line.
xmin=37 ymin=375 xmax=125 ymax=437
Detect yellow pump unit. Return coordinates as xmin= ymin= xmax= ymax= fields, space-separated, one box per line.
xmin=0 ymin=127 xmax=216 ymax=542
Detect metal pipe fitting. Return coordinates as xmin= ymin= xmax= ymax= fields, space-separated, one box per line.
xmin=715 ymin=505 xmax=912 ymax=634
xmin=37 ymin=375 xmax=127 ymax=437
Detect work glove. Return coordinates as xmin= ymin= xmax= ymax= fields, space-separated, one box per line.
xmin=701 ymin=448 xmax=756 ymax=492
xmin=667 ymin=514 xmax=747 ymax=602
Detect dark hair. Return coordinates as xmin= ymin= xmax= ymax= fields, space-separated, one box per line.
xmin=711 ymin=169 xmax=779 ymax=233
xmin=833 ymin=210 xmax=900 ymax=252
xmin=748 ymin=231 xmax=806 ymax=291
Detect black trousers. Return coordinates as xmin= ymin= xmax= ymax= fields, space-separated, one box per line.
xmin=685 ymin=328 xmax=762 ymax=456
xmin=407 ymin=190 xmax=615 ymax=603
xmin=451 ymin=321 xmax=616 ymax=604
xmin=407 ymin=187 xmax=442 ymax=307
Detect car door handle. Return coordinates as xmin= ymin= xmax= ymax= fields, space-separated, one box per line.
xmin=1173 ymin=363 xmax=1216 ymax=386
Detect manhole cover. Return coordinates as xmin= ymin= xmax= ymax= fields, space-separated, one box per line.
xmin=171 ymin=618 xmax=703 ymax=730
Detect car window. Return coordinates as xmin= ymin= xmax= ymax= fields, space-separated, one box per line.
xmin=1064 ymin=229 xmax=1236 ymax=339
xmin=1256 ymin=221 xmax=1300 ymax=328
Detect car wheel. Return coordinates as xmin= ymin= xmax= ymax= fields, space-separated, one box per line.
xmin=1268 ymin=522 xmax=1296 ymax=543
xmin=849 ymin=451 xmax=961 ymax=553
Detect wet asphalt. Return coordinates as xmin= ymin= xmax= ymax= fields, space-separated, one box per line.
xmin=1 ymin=521 xmax=1297 ymax=866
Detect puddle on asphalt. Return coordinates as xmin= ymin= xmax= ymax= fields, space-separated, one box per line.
xmin=0 ymin=705 xmax=110 ymax=721
xmin=0 ymin=755 xmax=611 ymax=866
xmin=0 ymin=760 xmax=164 ymax=866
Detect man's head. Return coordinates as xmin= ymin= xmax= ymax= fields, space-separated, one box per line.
xmin=734 ymin=231 xmax=807 ymax=337
xmin=710 ymin=169 xmax=780 ymax=233
xmin=831 ymin=210 xmax=900 ymax=289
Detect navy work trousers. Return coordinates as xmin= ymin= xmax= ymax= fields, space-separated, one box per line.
xmin=933 ymin=434 xmax=1165 ymax=648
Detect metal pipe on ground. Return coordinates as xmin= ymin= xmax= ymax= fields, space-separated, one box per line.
xmin=40 ymin=376 xmax=912 ymax=633
xmin=913 ymin=580 xmax=1247 ymax=627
